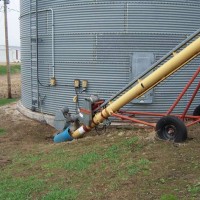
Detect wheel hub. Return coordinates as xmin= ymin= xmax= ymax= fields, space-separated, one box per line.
xmin=164 ymin=125 xmax=176 ymax=139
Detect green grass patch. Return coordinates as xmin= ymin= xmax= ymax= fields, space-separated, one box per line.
xmin=64 ymin=152 xmax=101 ymax=171
xmin=187 ymin=182 xmax=200 ymax=197
xmin=128 ymin=158 xmax=151 ymax=175
xmin=0 ymin=64 xmax=21 ymax=75
xmin=42 ymin=137 xmax=140 ymax=171
xmin=42 ymin=188 xmax=79 ymax=200
xmin=0 ymin=128 xmax=6 ymax=136
xmin=0 ymin=136 xmax=149 ymax=199
xmin=104 ymin=144 xmax=121 ymax=160
xmin=160 ymin=194 xmax=178 ymax=200
xmin=0 ymin=123 xmax=199 ymax=199
xmin=0 ymin=98 xmax=17 ymax=106
xmin=0 ymin=175 xmax=78 ymax=200
xmin=0 ymin=176 xmax=45 ymax=200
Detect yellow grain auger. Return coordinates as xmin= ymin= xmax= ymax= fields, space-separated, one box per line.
xmin=54 ymin=29 xmax=200 ymax=143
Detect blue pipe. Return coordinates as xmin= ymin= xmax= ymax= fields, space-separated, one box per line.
xmin=53 ymin=127 xmax=74 ymax=143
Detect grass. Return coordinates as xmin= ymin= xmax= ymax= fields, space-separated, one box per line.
xmin=128 ymin=158 xmax=151 ymax=175
xmin=187 ymin=183 xmax=200 ymax=197
xmin=0 ymin=176 xmax=78 ymax=200
xmin=160 ymin=194 xmax=178 ymax=200
xmin=0 ymin=128 xmax=6 ymax=136
xmin=0 ymin=136 xmax=147 ymax=199
xmin=0 ymin=176 xmax=44 ymax=200
xmin=0 ymin=64 xmax=21 ymax=75
xmin=1 ymin=127 xmax=200 ymax=199
xmin=64 ymin=152 xmax=101 ymax=171
xmin=41 ymin=188 xmax=79 ymax=200
xmin=0 ymin=98 xmax=17 ymax=106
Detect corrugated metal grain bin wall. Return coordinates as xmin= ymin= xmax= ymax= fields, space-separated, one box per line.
xmin=20 ymin=0 xmax=200 ymax=116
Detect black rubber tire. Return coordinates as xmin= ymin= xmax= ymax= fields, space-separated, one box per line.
xmin=156 ymin=116 xmax=187 ymax=143
xmin=193 ymin=105 xmax=200 ymax=116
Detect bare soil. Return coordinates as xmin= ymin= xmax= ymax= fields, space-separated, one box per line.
xmin=0 ymin=103 xmax=55 ymax=160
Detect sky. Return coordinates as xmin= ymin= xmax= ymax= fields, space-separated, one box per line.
xmin=0 ymin=0 xmax=20 ymax=46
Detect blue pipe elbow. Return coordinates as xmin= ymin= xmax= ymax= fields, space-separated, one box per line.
xmin=53 ymin=127 xmax=74 ymax=143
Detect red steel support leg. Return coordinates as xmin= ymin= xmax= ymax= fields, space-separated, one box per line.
xmin=112 ymin=113 xmax=156 ymax=128
xmin=186 ymin=118 xmax=200 ymax=127
xmin=181 ymin=81 xmax=200 ymax=120
xmin=167 ymin=67 xmax=200 ymax=115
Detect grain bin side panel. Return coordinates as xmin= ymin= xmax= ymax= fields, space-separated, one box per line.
xmin=128 ymin=3 xmax=200 ymax=34
xmin=20 ymin=0 xmax=200 ymax=115
xmin=20 ymin=4 xmax=32 ymax=109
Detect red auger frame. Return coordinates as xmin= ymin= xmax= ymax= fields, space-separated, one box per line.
xmin=112 ymin=67 xmax=200 ymax=129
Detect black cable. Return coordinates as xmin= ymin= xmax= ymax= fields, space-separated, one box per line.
xmin=37 ymin=79 xmax=51 ymax=87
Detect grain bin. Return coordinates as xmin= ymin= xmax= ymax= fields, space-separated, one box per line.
xmin=20 ymin=0 xmax=200 ymax=117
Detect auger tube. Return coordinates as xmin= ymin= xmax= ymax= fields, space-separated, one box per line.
xmin=96 ymin=28 xmax=200 ymax=111
xmin=70 ymin=37 xmax=200 ymax=140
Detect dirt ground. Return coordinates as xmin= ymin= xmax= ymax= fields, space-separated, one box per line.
xmin=0 ymin=74 xmax=21 ymax=98
xmin=0 ymin=103 xmax=55 ymax=164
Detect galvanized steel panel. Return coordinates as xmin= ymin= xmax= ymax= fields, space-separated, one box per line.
xmin=20 ymin=0 xmax=200 ymax=116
